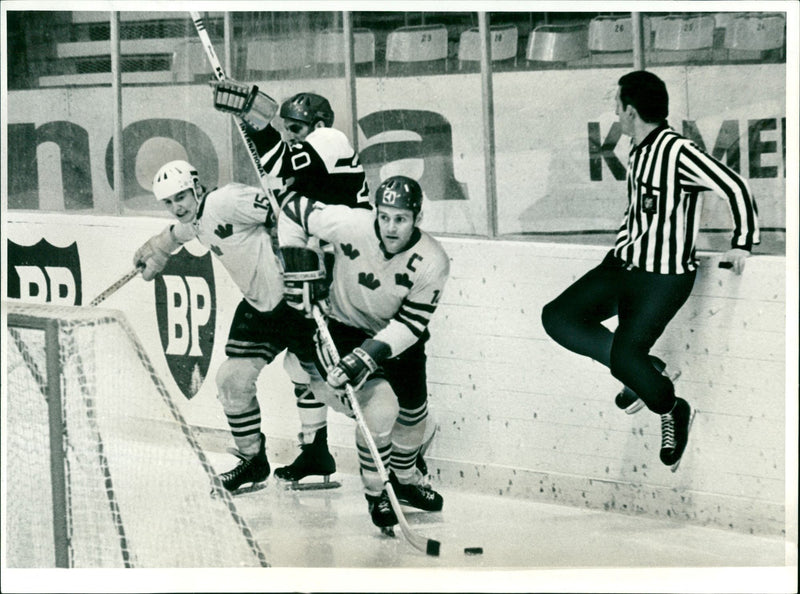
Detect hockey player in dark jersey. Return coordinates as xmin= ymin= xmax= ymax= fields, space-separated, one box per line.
xmin=211 ymin=80 xmax=369 ymax=489
xmin=277 ymin=176 xmax=450 ymax=530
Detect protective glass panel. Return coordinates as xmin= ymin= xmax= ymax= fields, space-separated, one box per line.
xmin=3 ymin=9 xmax=788 ymax=253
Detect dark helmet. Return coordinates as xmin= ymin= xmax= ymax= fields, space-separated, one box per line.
xmin=279 ymin=92 xmax=334 ymax=128
xmin=374 ymin=175 xmax=423 ymax=215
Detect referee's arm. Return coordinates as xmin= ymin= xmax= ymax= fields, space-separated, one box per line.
xmin=677 ymin=143 xmax=760 ymax=273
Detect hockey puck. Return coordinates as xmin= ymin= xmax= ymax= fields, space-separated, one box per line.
xmin=464 ymin=547 xmax=483 ymax=555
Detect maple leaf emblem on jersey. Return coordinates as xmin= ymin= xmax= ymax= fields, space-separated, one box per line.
xmin=214 ymin=223 xmax=233 ymax=238
xmin=358 ymin=272 xmax=381 ymax=290
xmin=395 ymin=273 xmax=413 ymax=288
xmin=341 ymin=243 xmax=360 ymax=259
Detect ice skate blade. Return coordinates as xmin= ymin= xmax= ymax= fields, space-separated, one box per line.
xmin=210 ymin=481 xmax=268 ymax=498
xmin=379 ymin=526 xmax=396 ymax=537
xmin=277 ymin=475 xmax=341 ymax=491
xmin=283 ymin=479 xmax=342 ymax=491
xmin=624 ymin=399 xmax=645 ymax=414
xmin=670 ymin=409 xmax=696 ymax=473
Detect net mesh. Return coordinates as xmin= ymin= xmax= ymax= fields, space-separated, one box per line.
xmin=4 ymin=302 xmax=268 ymax=568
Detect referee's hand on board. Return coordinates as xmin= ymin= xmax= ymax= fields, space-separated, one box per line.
xmin=718 ymin=248 xmax=750 ymax=275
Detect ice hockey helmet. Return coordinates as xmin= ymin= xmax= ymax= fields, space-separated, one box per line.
xmin=374 ymin=176 xmax=423 ymax=215
xmin=279 ymin=92 xmax=334 ymax=128
xmin=152 ymin=160 xmax=200 ymax=201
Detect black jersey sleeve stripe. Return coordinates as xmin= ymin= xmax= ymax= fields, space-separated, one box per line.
xmin=334 ymin=155 xmax=358 ymax=168
xmin=678 ymin=146 xmax=757 ymax=247
xmin=394 ymin=314 xmax=426 ymax=338
xmin=402 ymin=299 xmax=438 ymax=314
xmin=397 ymin=307 xmax=432 ymax=327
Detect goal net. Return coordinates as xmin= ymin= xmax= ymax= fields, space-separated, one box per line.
xmin=3 ymin=301 xmax=268 ymax=568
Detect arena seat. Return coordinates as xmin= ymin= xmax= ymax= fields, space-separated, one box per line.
xmin=587 ymin=15 xmax=652 ymax=66
xmin=525 ymin=24 xmax=589 ymax=67
xmin=649 ymin=14 xmax=715 ymax=64
xmin=39 ymin=12 xmax=225 ymax=86
xmin=385 ymin=24 xmax=449 ymax=75
xmin=246 ymin=37 xmax=312 ymax=78
xmin=457 ymin=25 xmax=518 ymax=70
xmin=724 ymin=13 xmax=786 ymax=61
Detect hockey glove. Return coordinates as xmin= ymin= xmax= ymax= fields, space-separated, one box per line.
xmin=277 ymin=246 xmax=329 ymax=315
xmin=327 ymin=339 xmax=391 ymax=390
xmin=212 ymin=79 xmax=277 ymax=131
xmin=133 ymin=226 xmax=182 ymax=281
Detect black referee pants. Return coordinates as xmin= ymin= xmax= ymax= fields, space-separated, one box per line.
xmin=541 ymin=251 xmax=696 ymax=414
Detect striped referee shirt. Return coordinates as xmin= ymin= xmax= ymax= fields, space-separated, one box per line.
xmin=613 ymin=123 xmax=760 ymax=274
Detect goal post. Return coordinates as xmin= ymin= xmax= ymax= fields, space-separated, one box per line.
xmin=7 ymin=314 xmax=71 ymax=567
xmin=3 ymin=301 xmax=268 ymax=568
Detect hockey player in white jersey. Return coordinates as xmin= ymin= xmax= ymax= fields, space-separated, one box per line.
xmin=277 ymin=175 xmax=450 ymax=530
xmin=133 ymin=159 xmax=320 ymax=494
xmin=211 ymin=80 xmax=371 ymax=489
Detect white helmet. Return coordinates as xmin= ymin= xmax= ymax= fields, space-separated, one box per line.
xmin=152 ymin=160 xmax=200 ymax=201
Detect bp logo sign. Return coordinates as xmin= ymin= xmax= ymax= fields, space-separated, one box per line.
xmin=7 ymin=239 xmax=83 ymax=304
xmin=155 ymin=248 xmax=216 ymax=400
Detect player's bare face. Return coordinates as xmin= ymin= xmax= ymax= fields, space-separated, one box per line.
xmin=162 ymin=189 xmax=197 ymax=224
xmin=377 ymin=206 xmax=416 ymax=254
xmin=282 ymin=118 xmax=312 ymax=145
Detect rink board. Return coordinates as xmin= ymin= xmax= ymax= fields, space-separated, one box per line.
xmin=3 ymin=212 xmax=790 ymax=538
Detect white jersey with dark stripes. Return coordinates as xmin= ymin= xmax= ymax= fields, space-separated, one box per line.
xmin=614 ymin=124 xmax=760 ymax=274
xmin=172 ymin=182 xmax=283 ymax=312
xmin=279 ymin=194 xmax=450 ymax=358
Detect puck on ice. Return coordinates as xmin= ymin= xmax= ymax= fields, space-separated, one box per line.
xmin=463 ymin=547 xmax=483 ymax=555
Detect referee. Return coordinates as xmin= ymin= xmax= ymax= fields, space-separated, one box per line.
xmin=541 ymin=70 xmax=759 ymax=471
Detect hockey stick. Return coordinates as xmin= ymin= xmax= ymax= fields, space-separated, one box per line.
xmin=189 ymin=11 xmax=281 ymax=216
xmin=310 ymin=304 xmax=441 ymax=557
xmin=88 ymin=265 xmax=143 ymax=307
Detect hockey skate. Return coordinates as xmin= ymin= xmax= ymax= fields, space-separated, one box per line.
xmin=615 ymin=356 xmax=681 ymax=414
xmin=366 ymin=491 xmax=398 ymax=535
xmin=659 ymin=397 xmax=696 ymax=472
xmin=217 ymin=433 xmax=270 ymax=495
xmin=390 ymin=471 xmax=443 ymax=512
xmin=274 ymin=427 xmax=341 ymax=490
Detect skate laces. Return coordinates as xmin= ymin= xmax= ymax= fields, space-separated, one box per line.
xmin=220 ymin=456 xmax=251 ymax=481
xmin=660 ymin=412 xmax=676 ymax=450
xmin=377 ymin=496 xmax=393 ymax=514
xmin=222 ymin=447 xmax=265 ymax=478
xmin=414 ymin=483 xmax=436 ymax=500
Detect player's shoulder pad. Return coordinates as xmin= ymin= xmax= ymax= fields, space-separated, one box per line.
xmin=205 ymin=182 xmax=255 ymax=206
xmin=419 ymin=231 xmax=451 ymax=274
xmin=305 ymin=127 xmax=353 ymax=163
